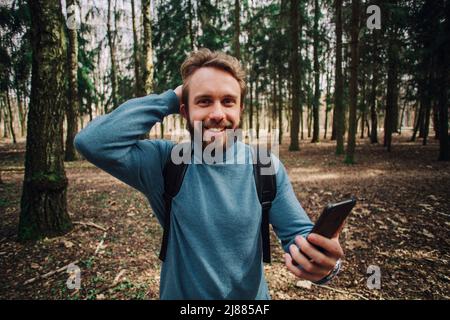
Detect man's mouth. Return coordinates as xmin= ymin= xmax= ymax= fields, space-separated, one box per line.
xmin=205 ymin=127 xmax=226 ymax=132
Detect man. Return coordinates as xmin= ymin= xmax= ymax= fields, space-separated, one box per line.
xmin=74 ymin=49 xmax=344 ymax=299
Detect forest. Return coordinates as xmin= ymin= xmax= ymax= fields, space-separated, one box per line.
xmin=0 ymin=0 xmax=449 ymax=300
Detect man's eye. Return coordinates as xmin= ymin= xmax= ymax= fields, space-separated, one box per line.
xmin=223 ymin=99 xmax=235 ymax=105
xmin=198 ymin=99 xmax=211 ymax=105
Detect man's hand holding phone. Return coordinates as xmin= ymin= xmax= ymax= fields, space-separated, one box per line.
xmin=284 ymin=233 xmax=344 ymax=282
xmin=284 ymin=198 xmax=356 ymax=283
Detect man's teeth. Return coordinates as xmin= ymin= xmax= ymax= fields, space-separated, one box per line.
xmin=207 ymin=128 xmax=224 ymax=132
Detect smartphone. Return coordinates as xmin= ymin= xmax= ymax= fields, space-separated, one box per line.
xmin=310 ymin=197 xmax=356 ymax=239
xmin=292 ymin=198 xmax=356 ymax=265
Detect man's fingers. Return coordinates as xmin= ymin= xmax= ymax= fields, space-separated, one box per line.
xmin=307 ymin=233 xmax=344 ymax=259
xmin=284 ymin=253 xmax=302 ymax=278
xmin=295 ymin=236 xmax=336 ymax=270
xmin=289 ymin=243 xmax=330 ymax=275
xmin=284 ymin=254 xmax=326 ymax=282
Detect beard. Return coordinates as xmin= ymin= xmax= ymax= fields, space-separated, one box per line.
xmin=185 ymin=116 xmax=237 ymax=150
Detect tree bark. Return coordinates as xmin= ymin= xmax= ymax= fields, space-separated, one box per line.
xmin=384 ymin=34 xmax=399 ymax=151
xmin=370 ymin=65 xmax=378 ymax=143
xmin=311 ymin=0 xmax=320 ymax=143
xmin=278 ymin=72 xmax=283 ymax=145
xmin=324 ymin=53 xmax=331 ymax=140
xmin=107 ymin=0 xmax=118 ymax=110
xmin=334 ymin=0 xmax=344 ymax=153
xmin=188 ymin=0 xmax=195 ymax=50
xmin=256 ymin=77 xmax=260 ymax=139
xmin=345 ymin=0 xmax=359 ymax=163
xmin=16 ymin=91 xmax=26 ymax=137
xmin=65 ymin=0 xmax=79 ymax=161
xmin=437 ymin=58 xmax=449 ymax=160
xmin=233 ymin=0 xmax=241 ymax=60
xmin=1 ymin=101 xmax=8 ymax=138
xmin=19 ymin=0 xmax=72 ymax=241
xmin=131 ymin=0 xmax=141 ymax=97
xmin=5 ymin=90 xmax=17 ymax=144
xmin=411 ymin=100 xmax=424 ymax=142
xmin=142 ymin=0 xmax=154 ymax=95
xmin=289 ymin=0 xmax=300 ymax=151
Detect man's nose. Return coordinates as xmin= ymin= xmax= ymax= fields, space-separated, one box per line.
xmin=209 ymin=100 xmax=225 ymax=120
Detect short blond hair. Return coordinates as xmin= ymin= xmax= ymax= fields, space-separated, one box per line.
xmin=180 ymin=48 xmax=246 ymax=107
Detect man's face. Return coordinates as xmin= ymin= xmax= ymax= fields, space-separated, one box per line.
xmin=180 ymin=67 xmax=243 ymax=148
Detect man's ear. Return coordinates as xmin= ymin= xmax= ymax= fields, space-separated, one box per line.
xmin=180 ymin=104 xmax=188 ymax=120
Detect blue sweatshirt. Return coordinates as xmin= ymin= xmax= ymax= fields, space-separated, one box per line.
xmin=74 ymin=90 xmax=314 ymax=300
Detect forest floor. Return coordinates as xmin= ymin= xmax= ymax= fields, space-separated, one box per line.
xmin=0 ymin=133 xmax=449 ymax=300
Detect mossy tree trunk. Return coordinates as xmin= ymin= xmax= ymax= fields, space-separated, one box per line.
xmin=19 ymin=0 xmax=72 ymax=242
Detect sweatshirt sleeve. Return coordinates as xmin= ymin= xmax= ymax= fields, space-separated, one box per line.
xmin=74 ymin=90 xmax=179 ymax=225
xmin=268 ymin=155 xmax=315 ymax=253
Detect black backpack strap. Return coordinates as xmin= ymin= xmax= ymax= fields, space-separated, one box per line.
xmin=253 ymin=146 xmax=277 ymax=263
xmin=159 ymin=143 xmax=190 ymax=261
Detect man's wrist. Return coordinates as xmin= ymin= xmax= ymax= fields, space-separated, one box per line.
xmin=163 ymin=90 xmax=180 ymax=115
xmin=313 ymin=259 xmax=342 ymax=285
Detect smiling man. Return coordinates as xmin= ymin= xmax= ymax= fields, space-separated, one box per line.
xmin=74 ymin=48 xmax=343 ymax=300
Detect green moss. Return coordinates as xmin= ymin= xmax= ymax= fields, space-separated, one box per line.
xmin=18 ymin=223 xmax=41 ymax=242
xmin=31 ymin=171 xmax=65 ymax=182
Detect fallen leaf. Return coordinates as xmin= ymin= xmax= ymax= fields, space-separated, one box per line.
xmin=31 ymin=263 xmax=40 ymax=269
xmin=62 ymin=240 xmax=74 ymax=248
xmin=422 ymin=229 xmax=435 ymax=239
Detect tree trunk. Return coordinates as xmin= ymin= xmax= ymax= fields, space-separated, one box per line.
xmin=188 ymin=0 xmax=195 ymax=50
xmin=311 ymin=0 xmax=320 ymax=143
xmin=422 ymin=97 xmax=431 ymax=146
xmin=0 ymin=101 xmax=4 ymax=138
xmin=432 ymin=102 xmax=439 ymax=139
xmin=256 ymin=77 xmax=260 ymax=139
xmin=278 ymin=72 xmax=283 ymax=145
xmin=384 ymin=36 xmax=399 ymax=152
xmin=360 ymin=78 xmax=366 ymax=139
xmin=65 ymin=0 xmax=79 ymax=161
xmin=142 ymin=0 xmax=154 ymax=95
xmin=107 ymin=0 xmax=118 ymax=110
xmin=16 ymin=91 xmax=26 ymax=137
xmin=307 ymin=103 xmax=312 ymax=138
xmin=249 ymin=77 xmax=253 ymax=129
xmin=324 ymin=56 xmax=331 ymax=140
xmin=271 ymin=75 xmax=277 ymax=134
xmin=345 ymin=0 xmax=359 ymax=163
xmin=334 ymin=0 xmax=344 ymax=153
xmin=398 ymin=99 xmax=407 ymax=135
xmin=437 ymin=55 xmax=449 ymax=160
xmin=411 ymin=101 xmax=424 ymax=142
xmin=19 ymin=0 xmax=72 ymax=241
xmin=131 ymin=0 xmax=141 ymax=97
xmin=360 ymin=111 xmax=365 ymax=139
xmin=370 ymin=69 xmax=378 ymax=143
xmin=233 ymin=0 xmax=241 ymax=60
xmin=331 ymin=107 xmax=336 ymax=140
xmin=1 ymin=101 xmax=8 ymax=138
xmin=289 ymin=0 xmax=300 ymax=151
xmin=5 ymin=90 xmax=17 ymax=144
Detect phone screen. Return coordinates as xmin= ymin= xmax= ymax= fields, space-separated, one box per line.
xmin=310 ymin=197 xmax=356 ymax=239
